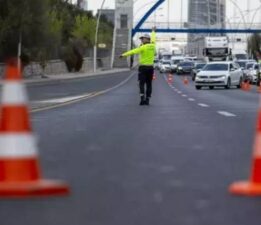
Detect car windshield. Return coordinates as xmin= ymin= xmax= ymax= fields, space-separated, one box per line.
xmin=236 ymin=61 xmax=246 ymax=68
xmin=196 ymin=64 xmax=206 ymax=69
xmin=162 ymin=55 xmax=171 ymax=60
xmin=172 ymin=60 xmax=181 ymax=64
xmin=246 ymin=63 xmax=254 ymax=69
xmin=163 ymin=61 xmax=170 ymax=65
xmin=179 ymin=62 xmax=194 ymax=66
xmin=202 ymin=64 xmax=228 ymax=71
xmin=235 ymin=54 xmax=248 ymax=60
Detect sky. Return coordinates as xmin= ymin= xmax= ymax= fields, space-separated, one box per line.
xmin=86 ymin=0 xmax=261 ymax=25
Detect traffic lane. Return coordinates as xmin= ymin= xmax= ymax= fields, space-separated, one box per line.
xmin=167 ymin=73 xmax=259 ymax=114
xmin=26 ymin=71 xmax=132 ymax=101
xmin=0 ymin=73 xmax=261 ymax=225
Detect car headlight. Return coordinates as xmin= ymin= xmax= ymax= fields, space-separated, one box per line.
xmin=218 ymin=75 xmax=226 ymax=79
xmin=250 ymin=70 xmax=257 ymax=75
xmin=178 ymin=67 xmax=182 ymax=70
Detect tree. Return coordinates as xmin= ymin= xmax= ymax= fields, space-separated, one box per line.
xmin=72 ymin=15 xmax=96 ymax=46
xmin=0 ymin=0 xmax=50 ymax=63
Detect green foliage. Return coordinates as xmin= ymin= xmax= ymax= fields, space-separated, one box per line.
xmin=72 ymin=15 xmax=96 ymax=46
xmin=0 ymin=0 xmax=49 ymax=60
xmin=0 ymin=0 xmax=113 ymax=71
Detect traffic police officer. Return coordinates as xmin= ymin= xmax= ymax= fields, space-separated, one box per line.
xmin=120 ymin=27 xmax=156 ymax=105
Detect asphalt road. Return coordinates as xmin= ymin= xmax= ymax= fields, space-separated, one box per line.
xmin=1 ymin=70 xmax=261 ymax=225
xmin=27 ymin=71 xmax=132 ymax=101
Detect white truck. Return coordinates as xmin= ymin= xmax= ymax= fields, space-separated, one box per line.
xmin=231 ymin=49 xmax=248 ymax=60
xmin=203 ymin=36 xmax=231 ymax=62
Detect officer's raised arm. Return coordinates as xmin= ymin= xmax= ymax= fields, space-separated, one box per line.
xmin=151 ymin=26 xmax=156 ymax=44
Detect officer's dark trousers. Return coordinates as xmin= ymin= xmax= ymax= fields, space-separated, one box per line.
xmin=138 ymin=66 xmax=154 ymax=98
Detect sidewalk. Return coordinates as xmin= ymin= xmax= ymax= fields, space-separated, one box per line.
xmin=0 ymin=68 xmax=131 ymax=85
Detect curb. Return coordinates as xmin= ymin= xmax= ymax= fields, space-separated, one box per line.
xmin=1 ymin=68 xmax=131 ymax=86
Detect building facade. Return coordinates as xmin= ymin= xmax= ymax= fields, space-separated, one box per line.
xmin=187 ymin=0 xmax=226 ymax=57
xmin=112 ymin=0 xmax=134 ymax=68
xmin=97 ymin=9 xmax=115 ymax=25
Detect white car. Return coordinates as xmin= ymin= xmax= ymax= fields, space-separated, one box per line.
xmin=159 ymin=60 xmax=171 ymax=73
xmin=246 ymin=63 xmax=261 ymax=84
xmin=195 ymin=62 xmax=243 ymax=90
xmin=170 ymin=58 xmax=184 ymax=72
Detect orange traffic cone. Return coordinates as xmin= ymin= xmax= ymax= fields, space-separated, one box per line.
xmin=241 ymin=81 xmax=246 ymax=91
xmin=258 ymin=82 xmax=261 ymax=93
xmin=183 ymin=76 xmax=189 ymax=85
xmin=0 ymin=59 xmax=70 ymax=197
xmin=242 ymin=81 xmax=250 ymax=92
xmin=229 ymin=99 xmax=261 ymax=196
xmin=167 ymin=74 xmax=173 ymax=84
xmin=247 ymin=81 xmax=251 ymax=91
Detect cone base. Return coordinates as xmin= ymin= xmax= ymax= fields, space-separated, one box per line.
xmin=229 ymin=181 xmax=261 ymax=196
xmin=0 ymin=180 xmax=70 ymax=198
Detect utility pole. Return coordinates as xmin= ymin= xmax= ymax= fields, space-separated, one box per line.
xmin=94 ymin=0 xmax=106 ymax=73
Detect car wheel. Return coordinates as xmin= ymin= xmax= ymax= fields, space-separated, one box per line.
xmin=209 ymin=86 xmax=214 ymax=90
xmin=225 ymin=77 xmax=231 ymax=89
xmin=237 ymin=77 xmax=243 ymax=89
xmin=196 ymin=86 xmax=202 ymax=90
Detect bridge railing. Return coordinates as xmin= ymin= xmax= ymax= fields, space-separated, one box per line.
xmin=134 ymin=21 xmax=261 ymax=30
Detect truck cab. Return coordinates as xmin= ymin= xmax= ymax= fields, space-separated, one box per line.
xmin=203 ymin=36 xmax=231 ymax=62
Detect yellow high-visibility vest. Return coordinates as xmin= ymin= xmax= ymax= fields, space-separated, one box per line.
xmin=122 ymin=31 xmax=156 ymax=66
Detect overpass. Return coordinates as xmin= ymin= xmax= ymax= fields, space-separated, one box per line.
xmin=132 ymin=0 xmax=261 ymax=36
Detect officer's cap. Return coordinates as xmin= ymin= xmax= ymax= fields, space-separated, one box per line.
xmin=139 ymin=33 xmax=151 ymax=40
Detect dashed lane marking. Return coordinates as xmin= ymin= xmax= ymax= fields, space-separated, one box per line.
xmin=217 ymin=111 xmax=236 ymax=117
xmin=198 ymin=103 xmax=210 ymax=108
xmin=188 ymin=98 xmax=195 ymax=101
xmin=182 ymin=94 xmax=187 ymax=97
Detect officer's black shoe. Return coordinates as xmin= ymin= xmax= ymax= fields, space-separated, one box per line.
xmin=140 ymin=96 xmax=145 ymax=105
xmin=140 ymin=100 xmax=145 ymax=105
xmin=144 ymin=98 xmax=150 ymax=105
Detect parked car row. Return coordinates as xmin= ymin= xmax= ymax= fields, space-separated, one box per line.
xmin=154 ymin=56 xmax=200 ymax=74
xmin=154 ymin=56 xmax=261 ymax=90
xmin=154 ymin=55 xmax=261 ymax=90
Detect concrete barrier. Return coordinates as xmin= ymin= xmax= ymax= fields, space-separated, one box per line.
xmin=0 ymin=57 xmax=111 ymax=78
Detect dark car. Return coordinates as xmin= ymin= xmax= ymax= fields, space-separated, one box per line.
xmin=177 ymin=61 xmax=194 ymax=74
xmin=191 ymin=63 xmax=206 ymax=81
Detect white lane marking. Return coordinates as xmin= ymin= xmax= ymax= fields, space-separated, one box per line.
xmin=182 ymin=94 xmax=187 ymax=97
xmin=177 ymin=91 xmax=182 ymax=94
xmin=217 ymin=111 xmax=236 ymax=117
xmin=32 ymin=95 xmax=90 ymax=104
xmin=188 ymin=98 xmax=195 ymax=101
xmin=198 ymin=103 xmax=210 ymax=108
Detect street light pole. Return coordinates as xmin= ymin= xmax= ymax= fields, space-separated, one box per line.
xmin=17 ymin=32 xmax=22 ymax=72
xmin=180 ymin=0 xmax=183 ymax=28
xmin=207 ymin=0 xmax=210 ymax=29
xmin=93 ymin=0 xmax=106 ymax=73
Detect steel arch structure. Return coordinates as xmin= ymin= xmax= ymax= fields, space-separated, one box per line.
xmin=132 ymin=0 xmax=261 ymax=37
